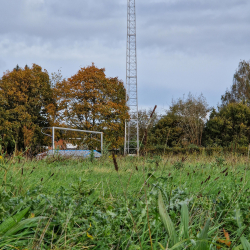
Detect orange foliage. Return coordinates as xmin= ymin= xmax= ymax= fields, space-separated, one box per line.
xmin=55 ymin=63 xmax=129 ymax=148
xmin=217 ymin=228 xmax=231 ymax=249
xmin=0 ymin=63 xmax=128 ymax=153
xmin=23 ymin=124 xmax=35 ymax=148
xmin=0 ymin=64 xmax=55 ymax=153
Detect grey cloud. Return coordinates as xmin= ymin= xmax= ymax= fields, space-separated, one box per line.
xmin=1 ymin=0 xmax=250 ymax=108
xmin=136 ymin=0 xmax=250 ymax=57
xmin=0 ymin=0 xmax=126 ymax=43
xmin=48 ymin=0 xmax=126 ymax=20
xmin=1 ymin=0 xmax=249 ymax=55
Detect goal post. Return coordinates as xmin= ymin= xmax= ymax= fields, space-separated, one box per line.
xmin=51 ymin=127 xmax=103 ymax=155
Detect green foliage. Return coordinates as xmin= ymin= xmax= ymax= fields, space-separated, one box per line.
xmin=0 ymin=207 xmax=30 ymax=235
xmin=235 ymin=209 xmax=250 ymax=250
xmin=169 ymin=93 xmax=210 ymax=146
xmin=149 ymin=112 xmax=184 ymax=147
xmin=137 ymin=108 xmax=159 ymax=142
xmin=158 ymin=191 xmax=178 ymax=247
xmin=90 ymin=149 xmax=95 ymax=162
xmin=204 ymin=102 xmax=250 ymax=147
xmin=4 ymin=216 xmax=46 ymax=236
xmin=0 ymin=154 xmax=250 ymax=248
xmin=196 ymin=219 xmax=210 ymax=250
xmin=221 ymin=60 xmax=250 ymax=106
xmin=158 ymin=190 xmax=212 ymax=250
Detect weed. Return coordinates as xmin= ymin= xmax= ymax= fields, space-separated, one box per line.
xmin=0 ymin=154 xmax=249 ymax=248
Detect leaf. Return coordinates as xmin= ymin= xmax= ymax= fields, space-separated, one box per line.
xmin=240 ymin=236 xmax=250 ymax=250
xmin=217 ymin=228 xmax=231 ymax=248
xmin=4 ymin=216 xmax=47 ymax=236
xmin=158 ymin=190 xmax=178 ymax=247
xmin=180 ymin=203 xmax=189 ymax=241
xmin=87 ymin=232 xmax=94 ymax=239
xmin=170 ymin=239 xmax=193 ymax=250
xmin=196 ymin=218 xmax=210 ymax=250
xmin=235 ymin=208 xmax=244 ymax=233
xmin=0 ymin=207 xmax=30 ymax=235
xmin=158 ymin=242 xmax=166 ymax=250
xmin=234 ymin=244 xmax=243 ymax=250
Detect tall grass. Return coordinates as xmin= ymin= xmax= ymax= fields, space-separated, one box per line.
xmin=0 ymin=153 xmax=250 ymax=249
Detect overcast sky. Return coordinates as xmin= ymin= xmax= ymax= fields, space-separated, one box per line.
xmin=1 ymin=0 xmax=250 ymax=113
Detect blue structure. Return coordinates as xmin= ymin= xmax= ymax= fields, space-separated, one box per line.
xmin=37 ymin=150 xmax=101 ymax=159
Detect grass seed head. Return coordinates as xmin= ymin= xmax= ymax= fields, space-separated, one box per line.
xmin=221 ymin=168 xmax=228 ymax=173
xmin=112 ymin=152 xmax=118 ymax=172
xmin=182 ymin=156 xmax=187 ymax=162
xmin=205 ymin=175 xmax=211 ymax=183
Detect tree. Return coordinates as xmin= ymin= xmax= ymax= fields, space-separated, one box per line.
xmin=55 ymin=64 xmax=129 ymax=148
xmin=149 ymin=112 xmax=184 ymax=147
xmin=221 ymin=60 xmax=250 ymax=106
xmin=0 ymin=64 xmax=55 ymax=153
xmin=134 ymin=108 xmax=159 ymax=142
xmin=169 ymin=93 xmax=210 ymax=146
xmin=203 ymin=102 xmax=250 ymax=147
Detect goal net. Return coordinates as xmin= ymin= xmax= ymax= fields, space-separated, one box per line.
xmin=40 ymin=127 xmax=103 ymax=158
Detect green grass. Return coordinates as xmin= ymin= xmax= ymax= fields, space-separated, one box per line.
xmin=0 ymin=154 xmax=250 ymax=249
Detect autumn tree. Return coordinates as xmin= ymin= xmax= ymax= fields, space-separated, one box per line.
xmin=169 ymin=93 xmax=210 ymax=146
xmin=0 ymin=64 xmax=55 ymax=153
xmin=55 ymin=64 xmax=129 ymax=148
xmin=221 ymin=60 xmax=250 ymax=106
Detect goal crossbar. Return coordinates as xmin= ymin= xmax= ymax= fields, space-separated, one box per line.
xmin=51 ymin=127 xmax=103 ymax=154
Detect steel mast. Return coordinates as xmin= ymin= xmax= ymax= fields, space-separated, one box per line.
xmin=124 ymin=0 xmax=139 ymax=155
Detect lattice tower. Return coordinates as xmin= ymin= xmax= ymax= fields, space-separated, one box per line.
xmin=124 ymin=0 xmax=139 ymax=155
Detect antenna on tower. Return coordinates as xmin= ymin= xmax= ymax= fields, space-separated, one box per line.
xmin=124 ymin=0 xmax=139 ymax=156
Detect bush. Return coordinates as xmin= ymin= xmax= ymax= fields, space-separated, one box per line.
xmin=144 ymin=145 xmax=249 ymax=156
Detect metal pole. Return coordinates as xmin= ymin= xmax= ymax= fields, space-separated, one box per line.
xmin=52 ymin=127 xmax=102 ymax=134
xmin=52 ymin=127 xmax=55 ymax=154
xmin=124 ymin=120 xmax=127 ymax=155
xmin=48 ymin=126 xmax=103 ymax=156
xmin=125 ymin=0 xmax=139 ymax=156
xmin=101 ymin=132 xmax=103 ymax=155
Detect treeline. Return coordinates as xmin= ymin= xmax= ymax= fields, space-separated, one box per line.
xmin=1 ymin=60 xmax=250 ymax=155
xmin=143 ymin=60 xmax=250 ymax=154
xmin=0 ymin=64 xmax=128 ymax=155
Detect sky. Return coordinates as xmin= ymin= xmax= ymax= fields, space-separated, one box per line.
xmin=1 ymin=0 xmax=250 ymax=114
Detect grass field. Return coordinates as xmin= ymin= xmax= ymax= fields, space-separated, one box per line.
xmin=1 ymin=154 xmax=250 ymax=249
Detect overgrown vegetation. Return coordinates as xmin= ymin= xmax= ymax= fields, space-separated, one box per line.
xmin=2 ymin=60 xmax=250 ymax=155
xmin=2 ymin=58 xmax=250 ymax=249
xmin=0 ymin=153 xmax=250 ymax=249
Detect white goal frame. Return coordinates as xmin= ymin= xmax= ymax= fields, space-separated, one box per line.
xmin=51 ymin=127 xmax=103 ymax=154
